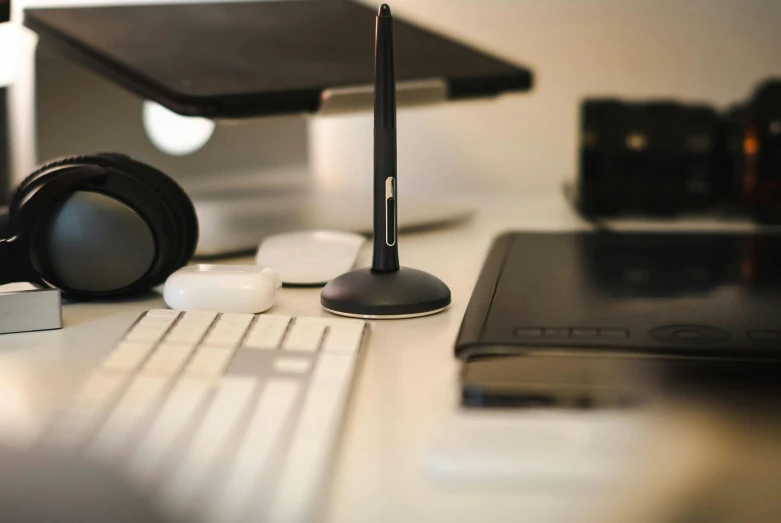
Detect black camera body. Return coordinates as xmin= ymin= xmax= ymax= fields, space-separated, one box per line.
xmin=578 ymin=79 xmax=781 ymax=223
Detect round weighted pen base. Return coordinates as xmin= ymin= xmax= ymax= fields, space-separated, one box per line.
xmin=320 ymin=267 xmax=451 ymax=319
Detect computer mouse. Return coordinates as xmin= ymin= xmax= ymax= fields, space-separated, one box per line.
xmin=256 ymin=230 xmax=366 ymax=287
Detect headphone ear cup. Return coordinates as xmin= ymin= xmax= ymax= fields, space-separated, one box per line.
xmin=31 ymin=190 xmax=158 ymax=293
xmin=90 ymin=154 xmax=199 ymax=285
xmin=13 ymin=154 xmax=198 ymax=298
xmin=5 ymin=156 xmax=108 ymax=288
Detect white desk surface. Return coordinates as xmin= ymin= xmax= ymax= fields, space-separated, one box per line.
xmin=0 ymin=191 xmax=685 ymax=522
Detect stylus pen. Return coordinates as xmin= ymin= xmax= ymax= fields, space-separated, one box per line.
xmin=372 ymin=4 xmax=400 ymax=273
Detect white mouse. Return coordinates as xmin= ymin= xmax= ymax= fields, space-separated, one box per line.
xmin=256 ymin=230 xmax=366 ymax=286
xmin=164 ymin=265 xmax=281 ymax=313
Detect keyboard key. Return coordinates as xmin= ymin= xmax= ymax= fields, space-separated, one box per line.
xmin=203 ymin=326 xmax=247 ymax=347
xmin=142 ymin=343 xmax=196 ymax=376
xmin=125 ymin=323 xmax=171 ymax=343
xmin=137 ymin=314 xmax=178 ymax=329
xmin=145 ymin=309 xmax=181 ymax=319
xmin=313 ymin=353 xmax=357 ymax=383
xmin=283 ymin=322 xmax=325 ymax=352
xmin=165 ymin=331 xmax=207 ymax=345
xmin=102 ymin=341 xmax=156 ymax=373
xmin=73 ymin=372 xmax=132 ymax=410
xmin=267 ymin=381 xmax=348 ymax=523
xmin=244 ymin=315 xmax=290 ymax=350
xmin=206 ymin=380 xmax=301 ymax=523
xmin=218 ymin=313 xmax=255 ymax=327
xmin=44 ymin=373 xmax=131 ymax=447
xmin=273 ymin=357 xmax=313 ymax=375
xmin=203 ymin=314 xmax=255 ymax=346
xmin=295 ymin=316 xmax=364 ymax=329
xmin=88 ymin=375 xmax=171 ymax=461
xmin=135 ymin=319 xmax=177 ymax=335
xmin=162 ymin=377 xmax=259 ymax=514
xmin=180 ymin=311 xmax=219 ymax=323
xmin=165 ymin=313 xmax=217 ymax=345
xmin=322 ymin=324 xmax=364 ymax=355
xmin=129 ymin=378 xmax=212 ymax=484
xmin=184 ymin=347 xmax=235 ymax=377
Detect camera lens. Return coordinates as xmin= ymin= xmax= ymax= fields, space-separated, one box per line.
xmin=742 ymin=80 xmax=781 ymax=223
xmin=579 ymin=100 xmax=725 ymax=217
xmin=577 ymin=79 xmax=781 ymax=224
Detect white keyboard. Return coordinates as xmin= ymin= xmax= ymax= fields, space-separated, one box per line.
xmin=39 ymin=310 xmax=368 ymax=523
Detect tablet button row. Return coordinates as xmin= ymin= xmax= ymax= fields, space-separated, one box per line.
xmin=514 ymin=327 xmax=629 ymax=339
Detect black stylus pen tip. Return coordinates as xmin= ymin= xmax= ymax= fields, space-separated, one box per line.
xmin=378 ymin=4 xmax=391 ymax=17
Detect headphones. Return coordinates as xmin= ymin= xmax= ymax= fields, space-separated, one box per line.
xmin=0 ymin=154 xmax=198 ymax=299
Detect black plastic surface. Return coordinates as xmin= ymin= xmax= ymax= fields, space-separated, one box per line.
xmin=373 ymin=128 xmax=398 ymax=271
xmin=24 ymin=1 xmax=532 ymax=118
xmin=321 ymin=266 xmax=451 ymax=317
xmin=0 ymin=87 xmax=8 ymax=204
xmin=460 ymin=351 xmax=781 ymax=408
xmin=456 ymin=231 xmax=781 ymax=360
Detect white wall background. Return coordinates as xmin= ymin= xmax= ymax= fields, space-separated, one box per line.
xmin=315 ymin=0 xmax=781 ymax=193
xmin=4 ymin=0 xmax=781 ymax=193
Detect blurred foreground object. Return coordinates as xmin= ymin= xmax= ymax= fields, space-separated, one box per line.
xmin=0 ymin=447 xmax=167 ymax=523
xmin=597 ymin=365 xmax=781 ymax=523
xmin=578 ymin=79 xmax=781 ymax=224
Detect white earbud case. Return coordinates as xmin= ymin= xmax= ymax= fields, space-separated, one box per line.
xmin=164 ymin=265 xmax=281 ymax=314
